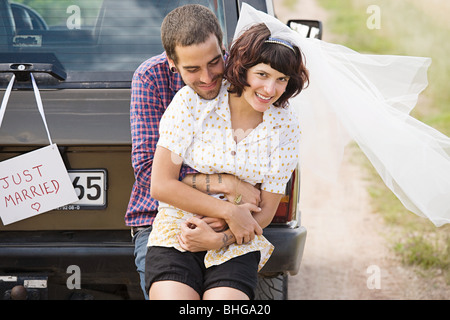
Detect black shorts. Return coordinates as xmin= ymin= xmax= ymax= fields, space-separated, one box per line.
xmin=145 ymin=246 xmax=260 ymax=299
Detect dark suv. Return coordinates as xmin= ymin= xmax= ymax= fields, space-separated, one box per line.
xmin=0 ymin=0 xmax=321 ymax=299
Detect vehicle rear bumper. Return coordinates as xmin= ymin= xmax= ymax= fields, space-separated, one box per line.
xmin=0 ymin=227 xmax=307 ymax=276
xmin=0 ymin=230 xmax=141 ymax=299
xmin=0 ymin=225 xmax=307 ymax=299
xmin=261 ymin=225 xmax=307 ymax=276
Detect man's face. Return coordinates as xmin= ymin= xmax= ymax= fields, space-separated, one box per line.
xmin=171 ymin=34 xmax=225 ymax=100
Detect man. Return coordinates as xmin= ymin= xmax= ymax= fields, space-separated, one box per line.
xmin=125 ymin=4 xmax=261 ymax=299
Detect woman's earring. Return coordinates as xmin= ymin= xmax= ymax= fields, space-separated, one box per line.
xmin=170 ymin=66 xmax=177 ymax=73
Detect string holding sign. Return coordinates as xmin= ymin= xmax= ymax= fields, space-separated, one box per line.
xmin=0 ymin=73 xmax=78 ymax=225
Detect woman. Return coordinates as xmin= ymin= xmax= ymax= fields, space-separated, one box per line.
xmin=145 ymin=22 xmax=308 ymax=300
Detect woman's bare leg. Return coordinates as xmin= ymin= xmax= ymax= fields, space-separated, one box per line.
xmin=203 ymin=287 xmax=249 ymax=300
xmin=149 ymin=280 xmax=200 ymax=300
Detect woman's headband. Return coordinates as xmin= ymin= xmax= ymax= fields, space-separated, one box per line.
xmin=264 ymin=37 xmax=296 ymax=53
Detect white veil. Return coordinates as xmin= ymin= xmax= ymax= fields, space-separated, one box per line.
xmin=235 ymin=3 xmax=450 ymax=227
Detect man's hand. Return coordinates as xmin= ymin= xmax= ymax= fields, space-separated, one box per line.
xmin=200 ymin=216 xmax=228 ymax=232
xmin=178 ymin=217 xmax=223 ymax=252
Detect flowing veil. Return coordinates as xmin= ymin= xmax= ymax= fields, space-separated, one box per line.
xmin=235 ymin=3 xmax=450 ymax=227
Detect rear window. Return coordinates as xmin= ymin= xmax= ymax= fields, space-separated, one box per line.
xmin=0 ymin=0 xmax=227 ymax=88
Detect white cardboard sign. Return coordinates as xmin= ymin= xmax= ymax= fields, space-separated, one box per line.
xmin=0 ymin=73 xmax=78 ymax=225
xmin=0 ymin=144 xmax=78 ymax=225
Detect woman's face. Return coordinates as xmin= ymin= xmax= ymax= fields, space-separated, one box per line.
xmin=242 ymin=63 xmax=290 ymax=113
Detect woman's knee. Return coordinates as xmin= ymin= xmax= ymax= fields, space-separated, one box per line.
xmin=202 ymin=286 xmax=249 ymax=300
xmin=149 ymin=280 xmax=200 ymax=300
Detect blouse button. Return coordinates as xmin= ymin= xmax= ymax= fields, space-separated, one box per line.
xmin=231 ymin=150 xmax=236 ymax=156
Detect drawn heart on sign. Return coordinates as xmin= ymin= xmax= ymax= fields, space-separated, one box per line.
xmin=31 ymin=202 xmax=41 ymax=212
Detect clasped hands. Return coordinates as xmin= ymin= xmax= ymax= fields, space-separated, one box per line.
xmin=178 ymin=181 xmax=262 ymax=252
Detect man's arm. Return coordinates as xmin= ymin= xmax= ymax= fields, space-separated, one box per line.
xmin=130 ymin=69 xmax=162 ymax=192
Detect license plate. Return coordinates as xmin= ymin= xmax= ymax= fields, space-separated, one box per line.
xmin=66 ymin=169 xmax=107 ymax=209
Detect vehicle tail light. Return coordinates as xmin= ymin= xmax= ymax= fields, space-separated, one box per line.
xmin=272 ymin=168 xmax=299 ymax=224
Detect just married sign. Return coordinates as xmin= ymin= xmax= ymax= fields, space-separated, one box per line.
xmin=0 ymin=73 xmax=78 ymax=225
xmin=0 ymin=144 xmax=78 ymax=225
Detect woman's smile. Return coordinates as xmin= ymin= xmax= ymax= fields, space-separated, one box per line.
xmin=255 ymin=92 xmax=273 ymax=102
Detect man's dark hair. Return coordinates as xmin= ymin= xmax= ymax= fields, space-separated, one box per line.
xmin=161 ymin=4 xmax=223 ymax=63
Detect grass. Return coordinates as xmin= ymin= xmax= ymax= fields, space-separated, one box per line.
xmin=317 ymin=0 xmax=450 ymax=284
xmin=365 ymin=156 xmax=450 ymax=283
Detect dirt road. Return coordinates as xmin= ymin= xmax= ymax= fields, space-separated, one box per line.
xmin=289 ymin=146 xmax=448 ymax=299
xmin=273 ymin=0 xmax=449 ymax=300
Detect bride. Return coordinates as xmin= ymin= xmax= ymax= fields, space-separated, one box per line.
xmin=238 ymin=3 xmax=450 ymax=227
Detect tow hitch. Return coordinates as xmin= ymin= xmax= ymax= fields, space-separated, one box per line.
xmin=1 ymin=275 xmax=48 ymax=300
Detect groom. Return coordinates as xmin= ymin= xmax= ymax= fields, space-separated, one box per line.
xmin=125 ymin=4 xmax=261 ymax=299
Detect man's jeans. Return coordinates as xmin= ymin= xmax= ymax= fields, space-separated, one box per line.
xmin=132 ymin=226 xmax=152 ymax=300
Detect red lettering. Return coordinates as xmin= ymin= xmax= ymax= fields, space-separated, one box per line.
xmin=4 ymin=194 xmax=15 ymax=207
xmin=32 ymin=165 xmax=44 ymax=177
xmin=14 ymin=192 xmax=23 ymax=204
xmin=51 ymin=180 xmax=60 ymax=194
xmin=3 ymin=177 xmax=61 ymax=211
xmin=1 ymin=177 xmax=9 ymax=189
xmin=21 ymin=189 xmax=32 ymax=200
xmin=23 ymin=170 xmax=32 ymax=183
xmin=30 ymin=186 xmax=42 ymax=197
xmin=12 ymin=173 xmax=22 ymax=186
xmin=43 ymin=182 xmax=53 ymax=194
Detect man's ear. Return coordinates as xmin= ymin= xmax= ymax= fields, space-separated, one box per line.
xmin=167 ymin=57 xmax=177 ymax=73
xmin=221 ymin=43 xmax=226 ymax=55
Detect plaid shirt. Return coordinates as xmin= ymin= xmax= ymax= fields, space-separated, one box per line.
xmin=125 ymin=52 xmax=197 ymax=226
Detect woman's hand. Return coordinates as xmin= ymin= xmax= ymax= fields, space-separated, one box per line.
xmin=224 ymin=202 xmax=262 ymax=245
xmin=223 ymin=176 xmax=261 ymax=206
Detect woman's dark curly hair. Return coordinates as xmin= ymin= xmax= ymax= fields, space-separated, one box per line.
xmin=225 ymin=23 xmax=309 ymax=108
